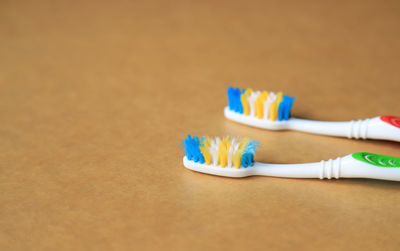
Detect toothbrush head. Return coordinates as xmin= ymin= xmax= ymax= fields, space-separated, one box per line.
xmin=181 ymin=135 xmax=259 ymax=177
xmin=225 ymin=87 xmax=295 ymax=129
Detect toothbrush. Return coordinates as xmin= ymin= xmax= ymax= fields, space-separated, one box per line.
xmin=225 ymin=87 xmax=400 ymax=142
xmin=181 ymin=135 xmax=400 ymax=181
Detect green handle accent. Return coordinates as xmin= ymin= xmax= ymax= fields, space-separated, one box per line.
xmin=352 ymin=152 xmax=400 ymax=167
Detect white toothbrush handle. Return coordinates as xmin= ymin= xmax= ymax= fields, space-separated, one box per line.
xmin=254 ymin=153 xmax=400 ymax=181
xmin=289 ymin=116 xmax=400 ymax=142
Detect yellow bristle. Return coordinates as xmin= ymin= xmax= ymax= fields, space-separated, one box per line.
xmin=200 ymin=137 xmax=212 ymax=165
xmin=218 ymin=136 xmax=230 ymax=168
xmin=241 ymin=89 xmax=253 ymax=116
xmin=233 ymin=138 xmax=249 ymax=169
xmin=255 ymin=91 xmax=269 ymax=119
xmin=276 ymin=92 xmax=283 ymax=104
xmin=269 ymin=92 xmax=283 ymax=121
xmin=269 ymin=102 xmax=277 ymax=121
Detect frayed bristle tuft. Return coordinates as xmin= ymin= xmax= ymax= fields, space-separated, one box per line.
xmin=227 ymin=87 xmax=295 ymax=121
xmin=182 ymin=135 xmax=258 ymax=168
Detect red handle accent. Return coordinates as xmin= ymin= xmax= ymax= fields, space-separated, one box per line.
xmin=380 ymin=116 xmax=400 ymax=128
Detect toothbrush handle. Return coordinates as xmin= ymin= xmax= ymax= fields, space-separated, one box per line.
xmin=289 ymin=116 xmax=400 ymax=142
xmin=255 ymin=153 xmax=400 ymax=181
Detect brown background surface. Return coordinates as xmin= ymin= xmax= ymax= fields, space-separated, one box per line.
xmin=1 ymin=0 xmax=400 ymax=250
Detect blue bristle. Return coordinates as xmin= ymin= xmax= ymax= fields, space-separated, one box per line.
xmin=241 ymin=140 xmax=259 ymax=168
xmin=182 ymin=135 xmax=204 ymax=164
xmin=227 ymin=87 xmax=243 ymax=113
xmin=278 ymin=96 xmax=295 ymax=121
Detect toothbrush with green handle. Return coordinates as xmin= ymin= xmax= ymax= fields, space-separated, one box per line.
xmin=182 ymin=135 xmax=400 ymax=181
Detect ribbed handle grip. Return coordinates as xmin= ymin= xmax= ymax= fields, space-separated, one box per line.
xmin=347 ymin=119 xmax=370 ymax=139
xmin=319 ymin=157 xmax=343 ymax=179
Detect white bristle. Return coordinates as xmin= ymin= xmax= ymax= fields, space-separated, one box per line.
xmin=247 ymin=91 xmax=260 ymax=117
xmin=263 ymin=92 xmax=276 ymax=120
xmin=210 ymin=137 xmax=220 ymax=166
xmin=227 ymin=138 xmax=239 ymax=168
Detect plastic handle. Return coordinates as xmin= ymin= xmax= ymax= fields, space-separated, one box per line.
xmin=351 ymin=152 xmax=400 ymax=167
xmin=339 ymin=153 xmax=400 ymax=181
xmin=380 ymin=116 xmax=400 ymax=128
xmin=289 ymin=116 xmax=400 ymax=142
xmin=254 ymin=152 xmax=400 ymax=181
xmin=370 ymin=116 xmax=400 ymax=141
xmin=324 ymin=153 xmax=400 ymax=181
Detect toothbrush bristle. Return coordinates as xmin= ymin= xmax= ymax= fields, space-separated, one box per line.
xmin=227 ymin=87 xmax=295 ymax=121
xmin=181 ymin=135 xmax=259 ymax=169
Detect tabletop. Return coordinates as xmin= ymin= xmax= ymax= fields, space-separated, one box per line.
xmin=1 ymin=0 xmax=400 ymax=250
